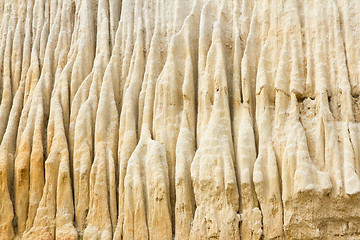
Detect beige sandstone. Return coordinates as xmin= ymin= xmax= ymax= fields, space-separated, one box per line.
xmin=1 ymin=0 xmax=360 ymax=239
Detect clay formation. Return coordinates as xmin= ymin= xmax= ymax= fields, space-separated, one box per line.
xmin=1 ymin=0 xmax=360 ymax=239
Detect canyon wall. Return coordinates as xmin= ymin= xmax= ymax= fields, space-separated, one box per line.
xmin=1 ymin=0 xmax=360 ymax=239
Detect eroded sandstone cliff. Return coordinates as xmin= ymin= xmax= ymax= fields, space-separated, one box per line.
xmin=1 ymin=0 xmax=360 ymax=239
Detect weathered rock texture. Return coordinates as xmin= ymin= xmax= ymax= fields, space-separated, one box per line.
xmin=1 ymin=0 xmax=360 ymax=239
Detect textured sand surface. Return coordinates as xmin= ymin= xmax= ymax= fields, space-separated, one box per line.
xmin=1 ymin=0 xmax=360 ymax=239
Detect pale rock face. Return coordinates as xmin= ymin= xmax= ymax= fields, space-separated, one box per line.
xmin=1 ymin=0 xmax=360 ymax=239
